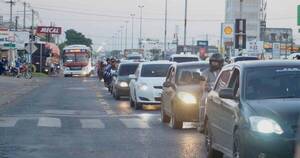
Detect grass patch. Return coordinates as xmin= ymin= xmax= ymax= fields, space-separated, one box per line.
xmin=32 ymin=72 xmax=48 ymax=77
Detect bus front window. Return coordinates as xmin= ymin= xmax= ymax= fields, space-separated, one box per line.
xmin=64 ymin=54 xmax=75 ymax=63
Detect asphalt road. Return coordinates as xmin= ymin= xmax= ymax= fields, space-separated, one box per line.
xmin=0 ymin=76 xmax=206 ymax=158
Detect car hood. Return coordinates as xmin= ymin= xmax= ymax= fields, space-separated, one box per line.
xmin=246 ymin=99 xmax=300 ymax=126
xmin=138 ymin=77 xmax=165 ymax=87
xmin=117 ymin=76 xmax=130 ymax=82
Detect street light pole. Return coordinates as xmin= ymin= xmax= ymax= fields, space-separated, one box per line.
xmin=125 ymin=21 xmax=129 ymax=50
xmin=138 ymin=5 xmax=144 ymax=49
xmin=130 ymin=14 xmax=135 ymax=49
xmin=164 ymin=0 xmax=168 ymax=59
xmin=183 ymin=0 xmax=188 ymax=52
xmin=120 ymin=26 xmax=124 ymax=51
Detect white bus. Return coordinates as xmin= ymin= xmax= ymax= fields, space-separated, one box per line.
xmin=63 ymin=45 xmax=92 ymax=77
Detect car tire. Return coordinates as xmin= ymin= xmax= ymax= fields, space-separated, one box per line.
xmin=161 ymin=104 xmax=170 ymax=123
xmin=134 ymin=101 xmax=142 ymax=110
xmin=170 ymin=115 xmax=183 ymax=129
xmin=130 ymin=96 xmax=134 ymax=107
xmin=114 ymin=90 xmax=120 ymax=100
xmin=205 ymin=120 xmax=223 ymax=158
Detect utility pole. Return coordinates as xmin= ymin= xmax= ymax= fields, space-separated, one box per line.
xmin=120 ymin=26 xmax=124 ymax=51
xmin=183 ymin=0 xmax=188 ymax=52
xmin=6 ymin=0 xmax=15 ymax=31
xmin=138 ymin=5 xmax=144 ymax=49
xmin=125 ymin=21 xmax=129 ymax=50
xmin=164 ymin=0 xmax=168 ymax=59
xmin=15 ymin=16 xmax=19 ymax=31
xmin=130 ymin=14 xmax=135 ymax=49
xmin=23 ymin=2 xmax=26 ymax=29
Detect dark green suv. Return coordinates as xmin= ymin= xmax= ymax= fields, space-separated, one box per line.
xmin=205 ymin=61 xmax=300 ymax=158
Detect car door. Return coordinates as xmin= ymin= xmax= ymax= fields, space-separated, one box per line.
xmin=162 ymin=67 xmax=175 ymax=114
xmin=206 ymin=66 xmax=233 ymax=151
xmin=129 ymin=66 xmax=140 ymax=102
xmin=219 ymin=68 xmax=241 ymax=151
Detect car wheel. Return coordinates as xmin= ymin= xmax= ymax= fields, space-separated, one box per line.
xmin=114 ymin=90 xmax=120 ymax=100
xmin=134 ymin=101 xmax=142 ymax=110
xmin=205 ymin=120 xmax=223 ymax=158
xmin=130 ymin=96 xmax=134 ymax=107
xmin=170 ymin=115 xmax=183 ymax=129
xmin=161 ymin=103 xmax=170 ymax=123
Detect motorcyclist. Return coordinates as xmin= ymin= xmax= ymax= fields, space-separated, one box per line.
xmin=103 ymin=58 xmax=118 ymax=89
xmin=198 ymin=53 xmax=224 ymax=132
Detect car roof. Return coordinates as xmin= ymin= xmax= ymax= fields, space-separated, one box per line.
xmin=119 ymin=62 xmax=140 ymax=66
xmin=175 ymin=61 xmax=209 ymax=68
xmin=232 ymin=60 xmax=300 ymax=69
xmin=170 ymin=54 xmax=199 ymax=58
xmin=231 ymin=56 xmax=258 ymax=59
xmin=140 ymin=60 xmax=172 ymax=65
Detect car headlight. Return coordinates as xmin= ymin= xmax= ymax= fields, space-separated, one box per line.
xmin=249 ymin=116 xmax=284 ymax=135
xmin=177 ymin=92 xmax=197 ymax=104
xmin=119 ymin=82 xmax=128 ymax=88
xmin=64 ymin=67 xmax=70 ymax=71
xmin=138 ymin=83 xmax=148 ymax=91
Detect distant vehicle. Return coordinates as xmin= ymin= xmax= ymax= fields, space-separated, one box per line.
xmin=129 ymin=61 xmax=172 ymax=110
xmin=205 ymin=61 xmax=300 ymax=158
xmin=288 ymin=53 xmax=300 ymax=60
xmin=161 ymin=62 xmax=208 ymax=129
xmin=230 ymin=56 xmax=259 ymax=63
xmin=63 ymin=45 xmax=92 ymax=77
xmin=126 ymin=54 xmax=144 ymax=61
xmin=169 ymin=54 xmax=200 ymax=63
xmin=111 ymin=62 xmax=140 ymax=100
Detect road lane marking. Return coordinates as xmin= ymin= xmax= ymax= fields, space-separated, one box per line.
xmin=80 ymin=119 xmax=105 ymax=129
xmin=106 ymin=110 xmax=115 ymax=115
xmin=42 ymin=110 xmax=77 ymax=115
xmin=0 ymin=117 xmax=18 ymax=127
xmin=120 ymin=118 xmax=150 ymax=129
xmin=38 ymin=117 xmax=61 ymax=128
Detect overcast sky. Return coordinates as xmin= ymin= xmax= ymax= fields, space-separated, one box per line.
xmin=0 ymin=0 xmax=299 ymax=49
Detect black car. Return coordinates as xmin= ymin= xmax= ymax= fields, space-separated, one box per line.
xmin=205 ymin=61 xmax=300 ymax=158
xmin=112 ymin=62 xmax=139 ymax=100
xmin=161 ymin=62 xmax=208 ymax=129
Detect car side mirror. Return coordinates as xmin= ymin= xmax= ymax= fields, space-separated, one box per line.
xmin=163 ymin=82 xmax=171 ymax=87
xmin=129 ymin=74 xmax=137 ymax=80
xmin=219 ymin=88 xmax=236 ymax=99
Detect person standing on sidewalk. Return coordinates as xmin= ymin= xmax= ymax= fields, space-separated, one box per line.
xmin=198 ymin=53 xmax=224 ymax=132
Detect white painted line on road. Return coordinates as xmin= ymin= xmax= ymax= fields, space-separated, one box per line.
xmin=65 ymin=87 xmax=87 ymax=90
xmin=38 ymin=117 xmax=61 ymax=128
xmin=0 ymin=117 xmax=18 ymax=127
xmin=120 ymin=118 xmax=150 ymax=129
xmin=106 ymin=110 xmax=115 ymax=115
xmin=80 ymin=119 xmax=105 ymax=129
xmin=42 ymin=110 xmax=77 ymax=115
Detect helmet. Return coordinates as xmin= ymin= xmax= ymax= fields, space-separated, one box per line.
xmin=209 ymin=53 xmax=224 ymax=71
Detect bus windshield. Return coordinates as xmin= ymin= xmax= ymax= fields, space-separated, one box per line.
xmin=64 ymin=53 xmax=89 ymax=63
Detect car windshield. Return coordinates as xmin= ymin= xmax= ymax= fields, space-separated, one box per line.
xmin=177 ymin=65 xmax=208 ymax=85
xmin=118 ymin=64 xmax=139 ymax=76
xmin=173 ymin=57 xmax=199 ymax=63
xmin=141 ymin=64 xmax=171 ymax=77
xmin=245 ymin=67 xmax=300 ymax=100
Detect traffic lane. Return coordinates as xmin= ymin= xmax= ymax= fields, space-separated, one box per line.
xmin=0 ymin=77 xmax=207 ymax=158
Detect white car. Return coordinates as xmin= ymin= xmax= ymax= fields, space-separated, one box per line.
xmin=169 ymin=54 xmax=200 ymax=63
xmin=129 ymin=61 xmax=173 ymax=110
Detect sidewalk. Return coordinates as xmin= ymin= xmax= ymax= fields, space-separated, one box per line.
xmin=0 ymin=76 xmax=48 ymax=106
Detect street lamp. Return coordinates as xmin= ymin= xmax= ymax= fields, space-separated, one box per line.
xmin=120 ymin=26 xmax=124 ymax=51
xmin=164 ymin=0 xmax=168 ymax=59
xmin=125 ymin=21 xmax=129 ymax=50
xmin=130 ymin=14 xmax=135 ymax=49
xmin=138 ymin=5 xmax=144 ymax=49
xmin=183 ymin=0 xmax=188 ymax=52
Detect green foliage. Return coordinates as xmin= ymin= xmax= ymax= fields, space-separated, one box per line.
xmin=59 ymin=29 xmax=93 ymax=52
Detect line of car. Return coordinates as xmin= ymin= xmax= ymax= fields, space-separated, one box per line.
xmin=106 ymin=54 xmax=300 ymax=158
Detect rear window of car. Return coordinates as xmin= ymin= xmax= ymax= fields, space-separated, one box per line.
xmin=173 ymin=57 xmax=199 ymax=63
xmin=127 ymin=56 xmax=142 ymax=60
xmin=141 ymin=64 xmax=171 ymax=77
xmin=176 ymin=65 xmax=208 ymax=85
xmin=118 ymin=64 xmax=139 ymax=76
xmin=234 ymin=57 xmax=258 ymax=62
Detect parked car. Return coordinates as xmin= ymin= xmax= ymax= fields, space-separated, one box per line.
xmin=112 ymin=62 xmax=140 ymax=100
xmin=230 ymin=56 xmax=259 ymax=63
xmin=161 ymin=62 xmax=208 ymax=129
xmin=129 ymin=61 xmax=172 ymax=110
xmin=205 ymin=60 xmax=300 ymax=158
xmin=169 ymin=54 xmax=200 ymax=63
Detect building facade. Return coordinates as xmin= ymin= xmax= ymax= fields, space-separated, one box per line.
xmin=225 ymin=0 xmax=262 ymax=41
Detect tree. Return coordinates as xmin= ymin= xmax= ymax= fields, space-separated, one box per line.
xmin=59 ymin=29 xmax=93 ymax=51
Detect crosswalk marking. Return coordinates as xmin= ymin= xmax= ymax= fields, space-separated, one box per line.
xmin=0 ymin=117 xmax=18 ymax=127
xmin=80 ymin=119 xmax=105 ymax=129
xmin=42 ymin=110 xmax=77 ymax=115
xmin=120 ymin=118 xmax=150 ymax=129
xmin=38 ymin=117 xmax=61 ymax=128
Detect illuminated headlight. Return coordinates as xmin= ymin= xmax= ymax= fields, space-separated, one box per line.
xmin=250 ymin=116 xmax=284 ymax=135
xmin=119 ymin=82 xmax=128 ymax=88
xmin=138 ymin=83 xmax=148 ymax=91
xmin=177 ymin=92 xmax=197 ymax=104
xmin=44 ymin=69 xmax=49 ymax=72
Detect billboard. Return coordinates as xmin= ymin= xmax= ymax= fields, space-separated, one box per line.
xmin=262 ymin=28 xmax=293 ymax=43
xmin=36 ymin=26 xmax=62 ymax=35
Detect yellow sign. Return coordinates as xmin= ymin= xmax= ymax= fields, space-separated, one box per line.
xmin=224 ymin=26 xmax=233 ymax=35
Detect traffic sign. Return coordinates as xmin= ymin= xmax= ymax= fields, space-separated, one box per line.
xmin=197 ymin=40 xmax=208 ymax=47
xmin=222 ymin=23 xmax=234 ymax=38
xmin=25 ymin=43 xmax=38 ymax=54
